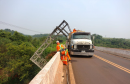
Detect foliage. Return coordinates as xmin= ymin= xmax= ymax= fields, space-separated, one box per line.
xmin=0 ymin=30 xmax=11 ymax=38
xmin=0 ymin=29 xmax=66 ymax=84
xmin=0 ymin=30 xmax=41 ymax=84
xmin=0 ymin=31 xmax=38 ymax=84
xmin=92 ymin=34 xmax=130 ymax=49
xmin=5 ymin=42 xmax=35 ymax=81
xmin=3 ymin=29 xmax=15 ymax=35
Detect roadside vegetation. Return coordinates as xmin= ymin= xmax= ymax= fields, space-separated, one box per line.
xmin=0 ymin=29 xmax=66 ymax=84
xmin=92 ymin=34 xmax=130 ymax=49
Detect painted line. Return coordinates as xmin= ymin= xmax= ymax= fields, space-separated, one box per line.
xmin=94 ymin=55 xmax=130 ymax=74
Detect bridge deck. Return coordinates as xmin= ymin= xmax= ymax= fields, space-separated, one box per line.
xmin=71 ymin=50 xmax=130 ymax=84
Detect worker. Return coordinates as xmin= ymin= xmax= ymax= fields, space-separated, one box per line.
xmin=56 ymin=41 xmax=71 ymax=65
xmin=65 ymin=49 xmax=71 ymax=61
xmin=56 ymin=41 xmax=67 ymax=65
xmin=71 ymin=28 xmax=77 ymax=33
xmin=73 ymin=28 xmax=76 ymax=33
xmin=56 ymin=41 xmax=71 ymax=61
xmin=56 ymin=41 xmax=64 ymax=51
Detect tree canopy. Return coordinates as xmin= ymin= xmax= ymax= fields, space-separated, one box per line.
xmin=0 ymin=29 xmax=57 ymax=84
xmin=92 ymin=34 xmax=130 ymax=49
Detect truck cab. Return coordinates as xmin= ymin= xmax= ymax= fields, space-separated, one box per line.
xmin=66 ymin=31 xmax=94 ymax=56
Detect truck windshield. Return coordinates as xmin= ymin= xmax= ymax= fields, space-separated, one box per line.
xmin=73 ymin=34 xmax=91 ymax=39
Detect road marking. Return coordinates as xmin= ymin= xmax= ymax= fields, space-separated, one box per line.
xmin=94 ymin=55 xmax=130 ymax=74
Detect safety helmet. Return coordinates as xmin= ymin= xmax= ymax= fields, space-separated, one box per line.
xmin=56 ymin=41 xmax=59 ymax=43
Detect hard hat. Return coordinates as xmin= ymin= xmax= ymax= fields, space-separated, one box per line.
xmin=56 ymin=41 xmax=59 ymax=43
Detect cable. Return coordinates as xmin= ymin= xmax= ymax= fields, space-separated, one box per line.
xmin=0 ymin=21 xmax=44 ymax=34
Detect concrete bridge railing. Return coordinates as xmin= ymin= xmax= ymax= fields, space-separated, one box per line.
xmin=29 ymin=52 xmax=63 ymax=84
xmin=95 ymin=46 xmax=130 ymax=59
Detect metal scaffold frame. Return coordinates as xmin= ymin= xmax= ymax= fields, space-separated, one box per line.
xmin=30 ymin=20 xmax=71 ymax=69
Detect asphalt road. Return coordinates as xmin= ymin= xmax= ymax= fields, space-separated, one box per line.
xmin=71 ymin=50 xmax=130 ymax=84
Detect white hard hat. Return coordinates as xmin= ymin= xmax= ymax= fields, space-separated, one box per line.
xmin=56 ymin=41 xmax=59 ymax=43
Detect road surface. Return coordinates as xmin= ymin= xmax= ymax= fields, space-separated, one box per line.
xmin=71 ymin=50 xmax=130 ymax=84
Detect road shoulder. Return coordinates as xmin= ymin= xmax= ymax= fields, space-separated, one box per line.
xmin=69 ymin=61 xmax=76 ymax=84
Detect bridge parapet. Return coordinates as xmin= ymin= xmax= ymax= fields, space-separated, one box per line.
xmin=95 ymin=46 xmax=130 ymax=59
xmin=29 ymin=52 xmax=63 ymax=84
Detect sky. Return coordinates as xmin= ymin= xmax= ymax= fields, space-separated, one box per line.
xmin=0 ymin=0 xmax=130 ymax=38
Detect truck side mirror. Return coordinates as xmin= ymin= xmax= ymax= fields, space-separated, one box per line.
xmin=67 ymin=36 xmax=69 ymax=40
xmin=91 ymin=36 xmax=95 ymax=40
xmin=92 ymin=36 xmax=95 ymax=45
xmin=93 ymin=36 xmax=95 ymax=40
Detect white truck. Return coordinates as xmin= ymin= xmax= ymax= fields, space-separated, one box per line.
xmin=66 ymin=30 xmax=94 ymax=57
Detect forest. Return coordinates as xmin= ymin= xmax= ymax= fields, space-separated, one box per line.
xmin=0 ymin=29 xmax=130 ymax=84
xmin=92 ymin=34 xmax=130 ymax=49
xmin=0 ymin=29 xmax=66 ymax=84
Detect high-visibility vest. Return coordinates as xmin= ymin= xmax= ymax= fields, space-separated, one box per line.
xmin=62 ymin=60 xmax=67 ymax=61
xmin=65 ymin=49 xmax=68 ymax=56
xmin=59 ymin=44 xmax=64 ymax=50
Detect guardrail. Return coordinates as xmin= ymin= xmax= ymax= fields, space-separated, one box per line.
xmin=29 ymin=52 xmax=63 ymax=84
xmin=95 ymin=46 xmax=130 ymax=59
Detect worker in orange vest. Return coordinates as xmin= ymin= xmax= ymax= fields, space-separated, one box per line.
xmin=56 ymin=41 xmax=71 ymax=61
xmin=73 ymin=28 xmax=76 ymax=33
xmin=56 ymin=41 xmax=71 ymax=65
xmin=71 ymin=28 xmax=77 ymax=33
xmin=56 ymin=41 xmax=64 ymax=51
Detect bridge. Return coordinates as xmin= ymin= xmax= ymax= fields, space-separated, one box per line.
xmin=28 ymin=20 xmax=130 ymax=84
xmin=29 ymin=46 xmax=130 ymax=84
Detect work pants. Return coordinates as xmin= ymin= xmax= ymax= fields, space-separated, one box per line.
xmin=61 ymin=55 xmax=68 ymax=65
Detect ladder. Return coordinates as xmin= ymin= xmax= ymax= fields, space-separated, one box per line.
xmin=30 ymin=20 xmax=71 ymax=69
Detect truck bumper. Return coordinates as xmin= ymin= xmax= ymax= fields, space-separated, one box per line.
xmin=70 ymin=51 xmax=94 ymax=56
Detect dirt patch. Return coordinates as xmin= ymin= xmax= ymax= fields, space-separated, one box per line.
xmin=45 ymin=51 xmax=57 ymax=59
xmin=0 ymin=69 xmax=3 ymax=75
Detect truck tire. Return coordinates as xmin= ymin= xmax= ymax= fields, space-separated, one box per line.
xmin=89 ymin=55 xmax=93 ymax=57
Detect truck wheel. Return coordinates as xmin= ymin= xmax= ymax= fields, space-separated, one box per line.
xmin=89 ymin=55 xmax=93 ymax=57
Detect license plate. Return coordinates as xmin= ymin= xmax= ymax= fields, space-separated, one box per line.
xmin=81 ymin=50 xmax=85 ymax=53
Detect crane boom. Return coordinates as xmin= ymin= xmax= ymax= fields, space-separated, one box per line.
xmin=30 ymin=20 xmax=71 ymax=69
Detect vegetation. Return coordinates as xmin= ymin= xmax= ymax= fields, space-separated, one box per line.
xmin=92 ymin=34 xmax=130 ymax=49
xmin=0 ymin=29 xmax=60 ymax=84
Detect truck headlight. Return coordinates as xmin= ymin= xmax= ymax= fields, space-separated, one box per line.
xmin=74 ymin=45 xmax=77 ymax=49
xmin=90 ymin=45 xmax=92 ymax=49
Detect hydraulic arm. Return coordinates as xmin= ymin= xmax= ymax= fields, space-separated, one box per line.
xmin=30 ymin=20 xmax=71 ymax=69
